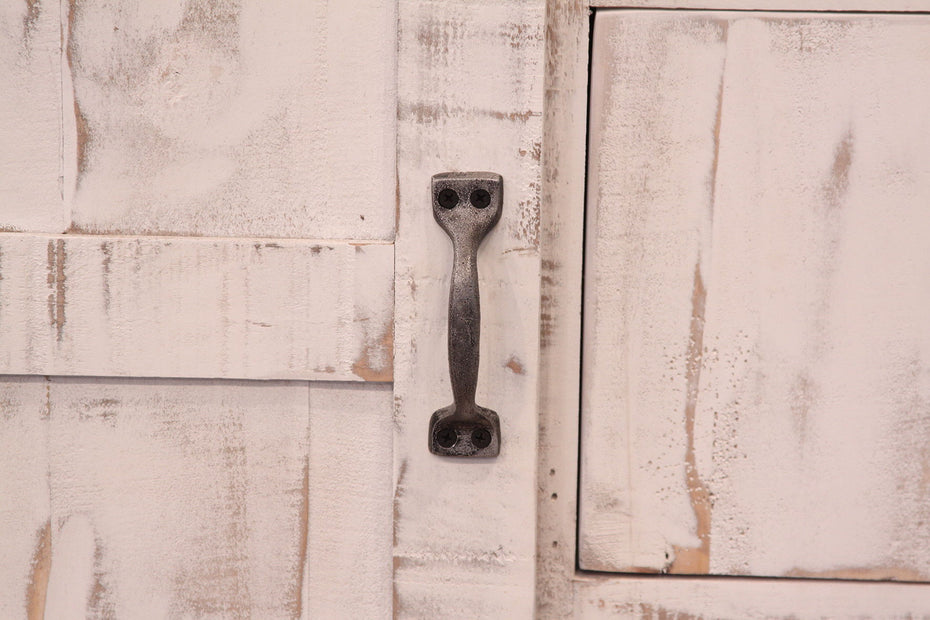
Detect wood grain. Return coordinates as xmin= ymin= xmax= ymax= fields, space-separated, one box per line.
xmin=42 ymin=378 xmax=308 ymax=617
xmin=580 ymin=10 xmax=930 ymax=580
xmin=536 ymin=0 xmax=590 ymax=617
xmin=593 ymin=0 xmax=930 ymax=9
xmin=574 ymin=575 xmax=930 ymax=619
xmin=62 ymin=0 xmax=396 ymax=239
xmin=393 ymin=0 xmax=545 ymax=616
xmin=0 ymin=377 xmax=50 ymax=619
xmin=305 ymin=382 xmax=393 ymax=619
xmin=0 ymin=1 xmax=64 ymax=232
xmin=0 ymin=234 xmax=393 ymax=381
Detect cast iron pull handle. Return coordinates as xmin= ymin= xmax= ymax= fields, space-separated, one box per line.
xmin=428 ymin=172 xmax=503 ymax=457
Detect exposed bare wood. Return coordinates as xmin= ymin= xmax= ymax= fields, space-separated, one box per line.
xmin=0 ymin=1 xmax=64 ymax=232
xmin=305 ymin=383 xmax=393 ymax=619
xmin=61 ymin=0 xmax=396 ymax=240
xmin=580 ymin=10 xmax=930 ymax=580
xmin=0 ymin=234 xmax=394 ymax=381
xmin=393 ymin=0 xmax=545 ymax=616
xmin=574 ymin=574 xmax=930 ymax=618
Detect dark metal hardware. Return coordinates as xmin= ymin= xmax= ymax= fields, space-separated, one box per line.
xmin=428 ymin=172 xmax=503 ymax=457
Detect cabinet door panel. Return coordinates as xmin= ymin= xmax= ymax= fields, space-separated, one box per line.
xmin=580 ymin=10 xmax=930 ymax=579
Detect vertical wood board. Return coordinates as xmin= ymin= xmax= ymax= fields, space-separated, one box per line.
xmin=536 ymin=0 xmax=590 ymax=617
xmin=580 ymin=11 xmax=930 ymax=579
xmin=0 ymin=1 xmax=63 ymax=232
xmin=0 ymin=377 xmax=51 ymax=619
xmin=305 ymin=383 xmax=393 ymax=619
xmin=43 ymin=378 xmax=309 ymax=618
xmin=393 ymin=0 xmax=545 ymax=617
xmin=0 ymin=234 xmax=393 ymax=381
xmin=62 ymin=0 xmax=396 ymax=239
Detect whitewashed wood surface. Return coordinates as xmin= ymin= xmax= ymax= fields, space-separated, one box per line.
xmin=1 ymin=0 xmax=395 ymax=239
xmin=580 ymin=10 xmax=930 ymax=581
xmin=536 ymin=0 xmax=590 ymax=617
xmin=574 ymin=575 xmax=930 ymax=619
xmin=593 ymin=0 xmax=930 ymax=9
xmin=0 ymin=2 xmax=63 ymax=233
xmin=0 ymin=377 xmax=392 ymax=619
xmin=392 ymin=0 xmax=545 ymax=617
xmin=0 ymin=234 xmax=393 ymax=382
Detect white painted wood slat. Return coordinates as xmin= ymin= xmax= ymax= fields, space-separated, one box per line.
xmin=581 ymin=10 xmax=930 ymax=580
xmin=0 ymin=377 xmax=395 ymax=618
xmin=61 ymin=0 xmax=396 ymax=240
xmin=592 ymin=0 xmax=930 ymax=10
xmin=0 ymin=1 xmax=64 ymax=233
xmin=0 ymin=234 xmax=393 ymax=381
xmin=574 ymin=576 xmax=930 ymax=619
xmin=393 ymin=0 xmax=545 ymax=617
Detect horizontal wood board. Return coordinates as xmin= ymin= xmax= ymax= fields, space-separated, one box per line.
xmin=574 ymin=575 xmax=930 ymax=618
xmin=2 ymin=0 xmax=396 ymax=239
xmin=0 ymin=377 xmax=392 ymax=618
xmin=580 ymin=10 xmax=930 ymax=579
xmin=591 ymin=1 xmax=930 ymax=10
xmin=0 ymin=234 xmax=393 ymax=381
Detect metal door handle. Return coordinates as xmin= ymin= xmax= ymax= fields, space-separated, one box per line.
xmin=428 ymin=172 xmax=502 ymax=457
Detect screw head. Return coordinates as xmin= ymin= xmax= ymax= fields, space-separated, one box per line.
xmin=435 ymin=426 xmax=457 ymax=448
xmin=471 ymin=428 xmax=492 ymax=449
xmin=470 ymin=189 xmax=491 ymax=209
xmin=438 ymin=188 xmax=459 ymax=209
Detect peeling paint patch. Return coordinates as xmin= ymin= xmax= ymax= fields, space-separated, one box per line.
xmin=25 ymin=519 xmax=51 ymax=620
xmin=398 ymin=102 xmax=539 ymax=125
xmin=291 ymin=456 xmax=309 ymax=619
xmin=46 ymin=240 xmax=66 ymax=342
xmin=21 ymin=0 xmax=41 ymax=50
xmin=671 ymin=262 xmax=711 ymax=574
xmin=505 ymin=355 xmax=525 ymax=375
xmin=353 ymin=319 xmax=394 ymax=382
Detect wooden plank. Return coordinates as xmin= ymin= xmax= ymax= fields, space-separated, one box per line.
xmin=0 ymin=233 xmax=393 ymax=381
xmin=0 ymin=377 xmax=51 ymax=619
xmin=0 ymin=1 xmax=65 ymax=232
xmin=305 ymin=383 xmax=393 ymax=619
xmin=393 ymin=0 xmax=545 ymax=617
xmin=43 ymin=378 xmax=308 ymax=618
xmin=574 ymin=575 xmax=930 ymax=619
xmin=536 ymin=0 xmax=590 ymax=617
xmin=62 ymin=0 xmax=395 ymax=240
xmin=592 ymin=0 xmax=930 ymax=10
xmin=580 ymin=11 xmax=930 ymax=579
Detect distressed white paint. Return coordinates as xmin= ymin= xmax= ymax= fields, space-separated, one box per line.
xmin=0 ymin=377 xmax=394 ymax=618
xmin=305 ymin=382 xmax=393 ymax=618
xmin=0 ymin=234 xmax=393 ymax=381
xmin=574 ymin=575 xmax=930 ymax=618
xmin=536 ymin=0 xmax=589 ymax=617
xmin=393 ymin=0 xmax=544 ymax=616
xmin=61 ymin=0 xmax=396 ymax=239
xmin=0 ymin=1 xmax=63 ymax=233
xmin=593 ymin=0 xmax=930 ymax=9
xmin=43 ymin=378 xmax=307 ymax=617
xmin=580 ymin=10 xmax=930 ymax=580
xmin=0 ymin=377 xmax=50 ymax=619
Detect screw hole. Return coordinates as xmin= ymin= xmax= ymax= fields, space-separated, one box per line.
xmin=436 ymin=427 xmax=457 ymax=448
xmin=438 ymin=188 xmax=459 ymax=209
xmin=471 ymin=428 xmax=492 ymax=449
xmin=470 ymin=189 xmax=491 ymax=209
